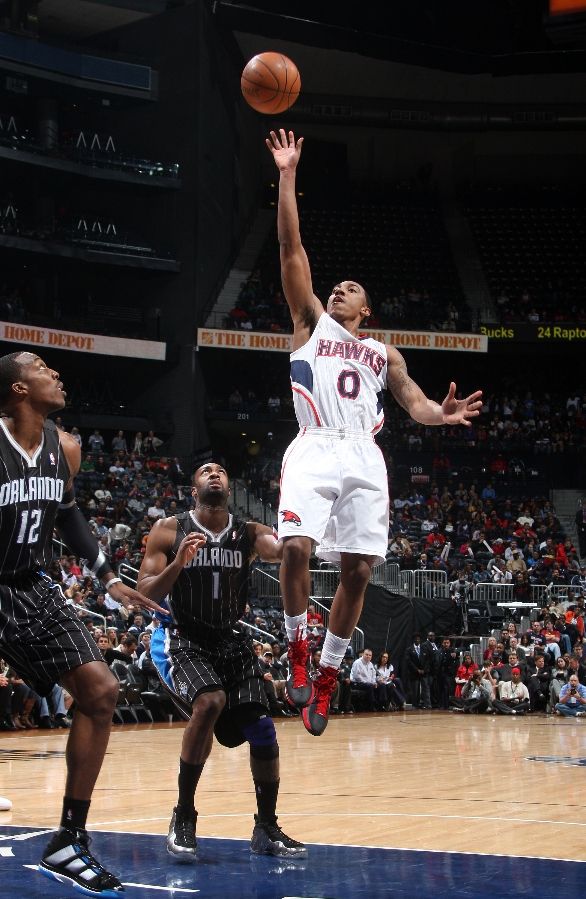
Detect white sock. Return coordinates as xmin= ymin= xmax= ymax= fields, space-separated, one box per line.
xmin=320 ymin=631 xmax=350 ymax=670
xmin=285 ymin=612 xmax=307 ymax=642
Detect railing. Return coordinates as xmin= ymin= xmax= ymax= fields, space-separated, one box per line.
xmin=474 ymin=583 xmax=514 ymax=605
xmin=70 ymin=602 xmax=106 ymax=632
xmin=413 ymin=570 xmax=448 ymax=599
xmin=119 ymin=562 xmax=141 ymax=587
xmin=230 ymin=479 xmax=274 ymax=526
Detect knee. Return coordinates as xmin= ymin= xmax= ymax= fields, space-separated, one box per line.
xmin=340 ymin=559 xmax=372 ymax=593
xmin=192 ymin=690 xmax=226 ymax=723
xmin=77 ymin=671 xmax=119 ymax=719
xmin=282 ymin=537 xmax=312 ymax=570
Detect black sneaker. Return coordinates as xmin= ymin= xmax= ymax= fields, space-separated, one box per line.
xmin=250 ymin=815 xmax=307 ymax=858
xmin=39 ymin=827 xmax=123 ymax=897
xmin=166 ymin=806 xmax=197 ymax=863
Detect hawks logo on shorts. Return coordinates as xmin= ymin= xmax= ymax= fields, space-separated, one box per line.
xmin=281 ymin=510 xmax=302 ymax=526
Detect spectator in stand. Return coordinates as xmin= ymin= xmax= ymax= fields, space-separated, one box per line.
xmin=402 ymin=635 xmax=424 ymax=707
xmin=548 ymin=656 xmax=568 ymax=709
xmin=555 ymin=674 xmax=586 ymax=717
xmin=267 ymin=393 xmax=281 ymax=415
xmin=307 ymin=604 xmax=323 ymax=627
xmin=350 ymin=648 xmax=381 ymax=712
xmin=88 ymin=429 xmax=105 ymax=454
xmin=438 ymin=638 xmax=459 ymax=709
xmin=143 ymin=430 xmax=163 ymax=456
xmin=375 ymin=651 xmax=406 ymax=711
xmin=493 ymin=667 xmax=530 ymax=715
xmin=111 ymin=430 xmax=127 ymax=453
xmin=454 ymin=651 xmax=477 ymax=698
xmin=147 ymin=498 xmax=166 ymax=521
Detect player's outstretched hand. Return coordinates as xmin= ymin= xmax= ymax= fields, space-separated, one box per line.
xmin=266 ymin=129 xmax=304 ymax=172
xmin=106 ymin=580 xmax=169 ymax=616
xmin=175 ymin=531 xmax=207 ymax=568
xmin=441 ymin=382 xmax=483 ymax=427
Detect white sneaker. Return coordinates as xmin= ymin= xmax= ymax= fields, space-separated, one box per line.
xmin=0 ymin=797 xmax=12 ymax=811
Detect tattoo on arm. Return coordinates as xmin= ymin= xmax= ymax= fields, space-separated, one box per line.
xmin=388 ymin=362 xmax=420 ymax=412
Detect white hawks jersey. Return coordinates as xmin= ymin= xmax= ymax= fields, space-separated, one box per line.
xmin=290 ymin=313 xmax=387 ymax=434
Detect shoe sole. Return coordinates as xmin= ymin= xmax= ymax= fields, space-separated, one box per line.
xmin=250 ymin=845 xmax=308 ymax=858
xmin=301 ymin=707 xmax=328 ymax=737
xmin=166 ymin=847 xmax=197 ymax=864
xmin=285 ymin=682 xmax=316 ymax=710
xmin=38 ymin=864 xmax=122 ymax=897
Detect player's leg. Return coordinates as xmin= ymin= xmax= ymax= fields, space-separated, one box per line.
xmin=215 ymin=705 xmax=306 ymax=858
xmin=167 ymin=688 xmax=226 ymax=863
xmin=156 ymin=632 xmax=226 ymax=863
xmin=303 ymin=441 xmax=389 ymax=736
xmin=303 ymin=553 xmax=375 ymax=737
xmin=40 ymin=660 xmax=123 ymax=897
xmin=278 ymin=435 xmax=335 ymax=708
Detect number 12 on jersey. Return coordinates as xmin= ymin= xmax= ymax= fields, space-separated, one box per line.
xmin=16 ymin=509 xmax=42 ymax=544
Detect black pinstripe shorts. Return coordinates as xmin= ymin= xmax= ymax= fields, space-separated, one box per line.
xmin=0 ymin=576 xmax=104 ymax=696
xmin=167 ymin=625 xmax=269 ymax=712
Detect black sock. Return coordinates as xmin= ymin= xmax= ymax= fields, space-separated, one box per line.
xmin=178 ymin=759 xmax=204 ymax=811
xmin=60 ymin=797 xmax=91 ymax=831
xmin=253 ymin=778 xmax=279 ymax=825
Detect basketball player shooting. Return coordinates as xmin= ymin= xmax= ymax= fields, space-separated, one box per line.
xmin=266 ymin=129 xmax=483 ymax=737
xmin=0 ymin=351 xmax=166 ymax=898
xmin=137 ymin=461 xmax=306 ymax=862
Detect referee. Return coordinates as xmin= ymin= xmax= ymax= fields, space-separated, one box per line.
xmin=138 ymin=461 xmax=306 ymax=861
xmin=0 ymin=351 xmax=165 ymax=897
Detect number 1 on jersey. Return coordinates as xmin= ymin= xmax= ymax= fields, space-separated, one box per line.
xmin=212 ymin=571 xmax=221 ymax=600
xmin=16 ymin=509 xmax=42 ymax=544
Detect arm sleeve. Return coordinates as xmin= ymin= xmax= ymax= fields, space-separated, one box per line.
xmin=55 ymin=499 xmax=113 ymax=580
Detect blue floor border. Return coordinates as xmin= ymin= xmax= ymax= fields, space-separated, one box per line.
xmin=0 ymin=824 xmax=583 ymax=898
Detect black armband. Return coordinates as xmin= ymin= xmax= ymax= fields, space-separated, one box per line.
xmin=55 ymin=501 xmax=112 ymax=580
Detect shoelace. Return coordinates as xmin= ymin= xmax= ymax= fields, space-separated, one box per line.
xmin=288 ymin=638 xmax=310 ymax=687
xmin=313 ymin=670 xmax=338 ymax=716
xmin=175 ymin=814 xmax=196 ymax=847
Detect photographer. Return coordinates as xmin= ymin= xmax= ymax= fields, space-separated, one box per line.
xmin=449 ymin=571 xmax=473 ymax=634
xmin=449 ymin=670 xmax=491 ymax=714
xmin=555 ymin=674 xmax=586 ymax=717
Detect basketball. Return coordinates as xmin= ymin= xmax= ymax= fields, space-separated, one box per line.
xmin=241 ymin=52 xmax=301 ymax=115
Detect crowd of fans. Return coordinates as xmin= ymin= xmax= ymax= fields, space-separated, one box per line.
xmin=226 ymin=270 xmax=468 ymax=336
xmin=385 ymin=390 xmax=586 ymax=455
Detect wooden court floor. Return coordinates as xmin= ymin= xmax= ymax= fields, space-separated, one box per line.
xmin=1 ymin=711 xmax=584 ymax=862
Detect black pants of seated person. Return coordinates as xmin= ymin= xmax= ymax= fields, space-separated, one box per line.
xmin=351 ymin=682 xmax=379 ymax=711
xmin=492 ymin=699 xmax=530 ymax=715
xmin=450 ymin=696 xmax=489 ymax=714
xmin=387 ymin=679 xmax=407 ymax=709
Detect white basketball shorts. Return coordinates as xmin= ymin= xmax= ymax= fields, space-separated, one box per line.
xmin=278 ymin=427 xmax=390 ymax=565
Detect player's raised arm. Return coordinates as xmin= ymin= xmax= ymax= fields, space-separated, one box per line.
xmin=386 ymin=345 xmax=482 ymax=427
xmin=266 ymin=129 xmax=323 ymax=346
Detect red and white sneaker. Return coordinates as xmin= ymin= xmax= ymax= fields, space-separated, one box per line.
xmin=285 ymin=629 xmax=315 ymax=709
xmin=301 ymin=665 xmax=338 ymax=736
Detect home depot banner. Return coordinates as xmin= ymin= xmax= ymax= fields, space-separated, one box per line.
xmin=0 ymin=321 xmax=166 ymax=360
xmin=197 ymin=327 xmax=487 ymax=353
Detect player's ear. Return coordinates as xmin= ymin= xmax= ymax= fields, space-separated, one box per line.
xmin=12 ymin=380 xmax=27 ymax=396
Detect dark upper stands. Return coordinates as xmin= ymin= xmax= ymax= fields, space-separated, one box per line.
xmin=466 ymin=186 xmax=586 ymax=323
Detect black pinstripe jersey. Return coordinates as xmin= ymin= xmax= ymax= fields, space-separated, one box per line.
xmin=0 ymin=418 xmax=70 ymax=581
xmin=168 ymin=511 xmax=253 ymax=631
